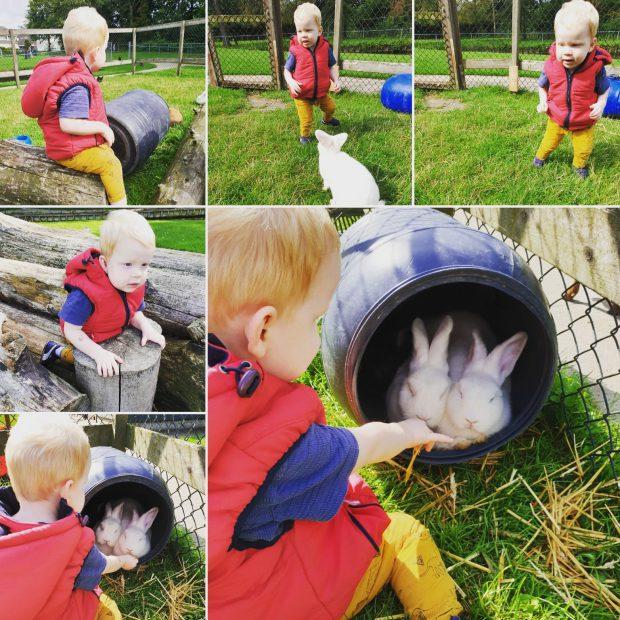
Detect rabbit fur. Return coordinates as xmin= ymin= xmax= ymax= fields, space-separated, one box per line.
xmin=315 ymin=130 xmax=384 ymax=206
xmin=95 ymin=498 xmax=143 ymax=555
xmin=112 ymin=506 xmax=159 ymax=559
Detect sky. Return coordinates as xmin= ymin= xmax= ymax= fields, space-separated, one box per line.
xmin=0 ymin=0 xmax=29 ymax=29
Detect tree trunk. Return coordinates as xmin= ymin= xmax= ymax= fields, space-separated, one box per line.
xmin=155 ymin=105 xmax=205 ymax=205
xmin=0 ymin=140 xmax=107 ymax=206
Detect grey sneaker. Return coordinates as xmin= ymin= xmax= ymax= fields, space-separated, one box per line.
xmin=321 ymin=117 xmax=340 ymax=127
xmin=300 ymin=136 xmax=312 ymax=145
xmin=533 ymin=157 xmax=545 ymax=168
xmin=573 ymin=166 xmax=589 ymax=179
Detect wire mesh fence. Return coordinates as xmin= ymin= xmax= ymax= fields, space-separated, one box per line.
xmin=328 ymin=208 xmax=619 ymax=486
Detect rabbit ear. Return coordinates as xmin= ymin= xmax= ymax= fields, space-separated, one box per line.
xmin=111 ymin=502 xmax=123 ymax=518
xmin=465 ymin=330 xmax=487 ymax=371
xmin=139 ymin=507 xmax=159 ymax=531
xmin=104 ymin=502 xmax=113 ymax=516
xmin=332 ymin=133 xmax=348 ymax=150
xmin=410 ymin=318 xmax=429 ymax=370
xmin=315 ymin=130 xmax=331 ymax=146
xmin=485 ymin=331 xmax=528 ymax=384
xmin=428 ymin=315 xmax=453 ymax=370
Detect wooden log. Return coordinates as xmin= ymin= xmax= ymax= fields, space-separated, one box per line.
xmin=0 ymin=141 xmax=107 ymax=206
xmin=74 ymin=324 xmax=162 ymax=412
xmin=155 ymin=105 xmax=205 ymax=205
xmin=0 ymin=329 xmax=89 ymax=412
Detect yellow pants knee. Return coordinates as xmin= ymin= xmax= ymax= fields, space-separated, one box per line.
xmin=294 ymin=95 xmax=336 ymax=138
xmin=96 ymin=592 xmax=122 ymax=620
xmin=58 ymin=144 xmax=126 ymax=203
xmin=535 ymin=118 xmax=595 ymax=168
xmin=343 ymin=512 xmax=462 ymax=620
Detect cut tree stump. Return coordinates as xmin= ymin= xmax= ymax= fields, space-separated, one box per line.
xmin=155 ymin=105 xmax=205 ymax=205
xmin=0 ymin=329 xmax=89 ymax=412
xmin=74 ymin=323 xmax=162 ymax=412
xmin=0 ymin=140 xmax=107 ymax=205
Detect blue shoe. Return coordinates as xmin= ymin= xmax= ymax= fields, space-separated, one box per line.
xmin=321 ymin=117 xmax=340 ymax=127
xmin=574 ymin=166 xmax=589 ymax=179
xmin=533 ymin=157 xmax=545 ymax=168
xmin=300 ymin=136 xmax=312 ymax=145
xmin=41 ymin=341 xmax=63 ymax=367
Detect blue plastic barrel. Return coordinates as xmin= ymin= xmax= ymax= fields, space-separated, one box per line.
xmin=84 ymin=446 xmax=174 ymax=563
xmin=603 ymin=76 xmax=620 ymax=118
xmin=321 ymin=208 xmax=558 ymax=465
xmin=380 ymin=73 xmax=412 ymax=114
xmin=105 ymin=90 xmax=170 ymax=175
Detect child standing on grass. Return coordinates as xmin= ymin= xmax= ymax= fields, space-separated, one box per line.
xmin=21 ymin=6 xmax=127 ymax=204
xmin=208 ymin=208 xmax=462 ymax=620
xmin=0 ymin=414 xmax=138 ymax=619
xmin=533 ymin=0 xmax=612 ymax=179
xmin=284 ymin=3 xmax=342 ymax=145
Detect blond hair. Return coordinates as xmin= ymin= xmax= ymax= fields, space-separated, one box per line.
xmin=5 ymin=414 xmax=91 ymax=502
xmin=100 ymin=210 xmax=156 ymax=258
xmin=555 ymin=1 xmax=599 ymax=39
xmin=208 ymin=208 xmax=339 ymax=328
xmin=294 ymin=2 xmax=322 ymax=29
xmin=63 ymin=6 xmax=108 ymax=55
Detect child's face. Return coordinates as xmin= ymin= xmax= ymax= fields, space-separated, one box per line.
xmin=295 ymin=15 xmax=321 ymax=48
xmin=555 ymin=22 xmax=595 ymax=69
xmin=85 ymin=35 xmax=108 ymax=72
xmin=100 ymin=237 xmax=155 ymax=293
xmin=252 ymin=250 xmax=340 ymax=382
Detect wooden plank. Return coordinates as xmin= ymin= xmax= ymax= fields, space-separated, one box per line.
xmin=509 ymin=0 xmax=521 ymax=92
xmin=112 ymin=415 xmax=128 ymax=450
xmin=136 ymin=19 xmax=205 ymax=33
xmin=470 ymin=208 xmax=620 ymax=304
xmin=464 ymin=58 xmax=511 ymax=69
xmin=440 ymin=0 xmax=465 ymax=90
xmin=0 ymin=59 xmax=133 ymax=81
xmin=265 ymin=0 xmax=284 ymax=89
xmin=126 ymin=424 xmax=205 ymax=490
xmin=208 ymin=15 xmax=267 ymax=24
xmin=333 ymin=0 xmax=344 ymax=63
xmin=342 ymin=60 xmax=411 ymax=74
xmin=9 ymin=30 xmax=20 ymax=89
xmin=177 ymin=20 xmax=186 ymax=76
xmin=132 ymin=28 xmax=137 ymax=74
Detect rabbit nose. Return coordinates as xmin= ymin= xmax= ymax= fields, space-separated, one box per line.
xmin=465 ymin=418 xmax=476 ymax=427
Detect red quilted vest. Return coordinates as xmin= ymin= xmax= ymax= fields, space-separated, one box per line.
xmin=289 ymin=35 xmax=332 ymax=100
xmin=21 ymin=53 xmax=109 ymax=161
xmin=544 ymin=44 xmax=612 ymax=131
xmin=208 ymin=343 xmax=390 ymax=620
xmin=0 ymin=508 xmax=100 ymax=620
xmin=61 ymin=247 xmax=145 ymax=343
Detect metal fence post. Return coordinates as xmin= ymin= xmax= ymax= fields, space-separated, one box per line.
xmin=10 ymin=29 xmax=20 ymax=89
xmin=265 ymin=0 xmax=284 ymax=89
xmin=333 ymin=0 xmax=344 ymax=64
xmin=177 ymin=20 xmax=186 ymax=76
xmin=509 ymin=0 xmax=522 ymax=93
xmin=440 ymin=0 xmax=465 ymax=90
xmin=132 ymin=28 xmax=137 ymax=74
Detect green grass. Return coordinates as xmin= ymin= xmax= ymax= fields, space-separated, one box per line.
xmin=42 ymin=219 xmax=205 ymax=254
xmin=208 ymin=86 xmax=412 ymax=205
xmin=415 ymin=87 xmax=620 ymax=205
xmin=0 ymin=66 xmax=205 ymax=205
xmin=299 ymin=353 xmax=620 ymax=620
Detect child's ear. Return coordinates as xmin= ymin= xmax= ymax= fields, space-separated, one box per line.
xmin=99 ymin=255 xmax=108 ymax=273
xmin=58 ymin=479 xmax=74 ymax=500
xmin=590 ymin=37 xmax=597 ymax=51
xmin=245 ymin=306 xmax=276 ymax=359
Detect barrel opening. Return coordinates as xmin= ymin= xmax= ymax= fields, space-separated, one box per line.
xmin=84 ymin=479 xmax=174 ymax=563
xmin=355 ymin=281 xmax=555 ymax=457
xmin=108 ymin=120 xmax=134 ymax=173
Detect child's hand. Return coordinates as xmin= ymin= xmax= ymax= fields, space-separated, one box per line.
xmin=119 ymin=554 xmax=139 ymax=570
xmin=140 ymin=324 xmax=166 ymax=349
xmin=101 ymin=125 xmax=115 ymax=147
xmin=537 ymin=101 xmax=548 ymax=113
xmin=287 ymin=79 xmax=302 ymax=95
xmin=93 ymin=348 xmax=124 ymax=377
xmin=331 ymin=80 xmax=342 ymax=93
xmin=589 ymin=100 xmax=605 ymax=120
xmin=398 ymin=418 xmax=454 ymax=450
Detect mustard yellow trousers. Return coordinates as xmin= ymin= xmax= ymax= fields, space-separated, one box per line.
xmin=96 ymin=592 xmax=122 ymax=619
xmin=58 ymin=144 xmax=126 ymax=203
xmin=535 ymin=118 xmax=595 ymax=168
xmin=294 ymin=95 xmax=336 ymax=138
xmin=343 ymin=512 xmax=462 ymax=620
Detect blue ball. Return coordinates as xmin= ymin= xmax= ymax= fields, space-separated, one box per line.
xmin=14 ymin=135 xmax=32 ymax=145
xmin=380 ymin=73 xmax=412 ymax=114
xmin=603 ymin=76 xmax=620 ymax=118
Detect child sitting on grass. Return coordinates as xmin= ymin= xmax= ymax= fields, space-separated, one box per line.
xmin=533 ymin=0 xmax=612 ymax=179
xmin=0 ymin=414 xmax=138 ymax=619
xmin=21 ymin=6 xmax=127 ymax=204
xmin=42 ymin=210 xmax=165 ymax=377
xmin=208 ymin=208 xmax=462 ymax=619
xmin=284 ymin=3 xmax=342 ymax=145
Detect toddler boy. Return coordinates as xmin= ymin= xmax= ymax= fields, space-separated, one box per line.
xmin=534 ymin=0 xmax=612 ymax=178
xmin=208 ymin=208 xmax=462 ymax=619
xmin=0 ymin=414 xmax=138 ymax=619
xmin=42 ymin=210 xmax=165 ymax=377
xmin=21 ymin=7 xmax=126 ymax=204
xmin=285 ymin=3 xmax=342 ymax=144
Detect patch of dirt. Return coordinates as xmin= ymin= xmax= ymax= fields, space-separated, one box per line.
xmin=424 ymin=96 xmax=466 ymax=111
xmin=248 ymin=95 xmax=287 ymax=111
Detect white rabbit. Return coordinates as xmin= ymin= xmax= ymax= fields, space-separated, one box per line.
xmin=315 ymin=130 xmax=384 ymax=206
xmin=112 ymin=506 xmax=159 ymax=559
xmin=435 ymin=315 xmax=528 ymax=450
xmin=95 ymin=498 xmax=143 ymax=555
xmin=386 ymin=315 xmax=453 ymax=429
